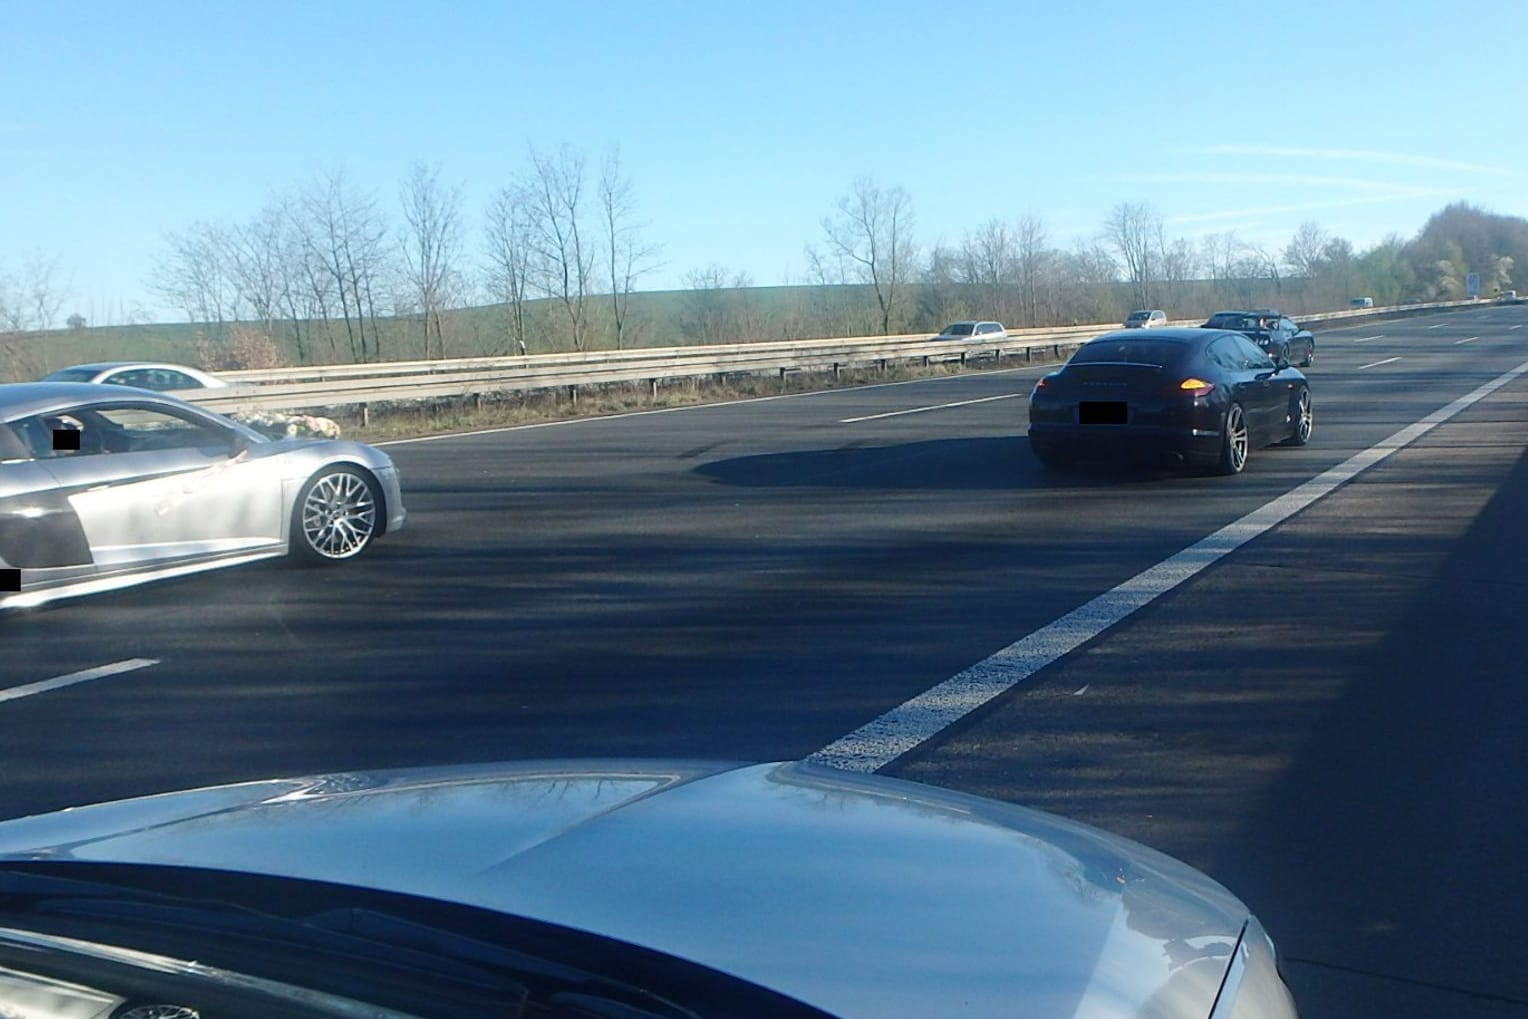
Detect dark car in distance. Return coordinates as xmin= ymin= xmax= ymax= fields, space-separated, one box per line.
xmin=1201 ymin=310 xmax=1316 ymax=367
xmin=1028 ymin=328 xmax=1312 ymax=475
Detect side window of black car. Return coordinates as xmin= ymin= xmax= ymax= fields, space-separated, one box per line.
xmin=1234 ymin=336 xmax=1276 ymax=369
xmin=1207 ymin=338 xmax=1242 ymax=371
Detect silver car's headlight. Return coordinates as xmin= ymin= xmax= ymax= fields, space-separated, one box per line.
xmin=1208 ymin=916 xmax=1300 ymax=1018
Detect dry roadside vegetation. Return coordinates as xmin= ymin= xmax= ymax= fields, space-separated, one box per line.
xmin=340 ymin=356 xmax=1042 ymax=443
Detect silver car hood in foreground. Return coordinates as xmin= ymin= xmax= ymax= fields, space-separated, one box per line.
xmin=0 ymin=760 xmax=1254 ymax=1018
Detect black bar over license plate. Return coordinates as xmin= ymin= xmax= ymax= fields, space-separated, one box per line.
xmin=1079 ymin=401 xmax=1127 ymax=425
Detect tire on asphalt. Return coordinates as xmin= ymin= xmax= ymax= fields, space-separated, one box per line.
xmin=289 ymin=464 xmax=384 ymax=565
xmin=1214 ymin=402 xmax=1250 ymax=475
xmin=1283 ymin=385 xmax=1313 ymax=447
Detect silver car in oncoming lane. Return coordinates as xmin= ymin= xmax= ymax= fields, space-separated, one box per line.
xmin=0 ymin=382 xmax=404 ymax=609
xmin=0 ymin=759 xmax=1299 ymax=1018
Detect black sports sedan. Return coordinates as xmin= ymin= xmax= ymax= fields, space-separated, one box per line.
xmin=1202 ymin=310 xmax=1316 ymax=367
xmin=1028 ymin=328 xmax=1312 ymax=474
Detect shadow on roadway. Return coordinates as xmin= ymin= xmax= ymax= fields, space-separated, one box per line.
xmin=694 ymin=436 xmax=1207 ymax=490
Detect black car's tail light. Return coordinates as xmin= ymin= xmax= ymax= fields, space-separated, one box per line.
xmin=1178 ymin=378 xmax=1215 ymax=397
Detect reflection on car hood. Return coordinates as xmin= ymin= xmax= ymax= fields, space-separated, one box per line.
xmin=0 ymin=760 xmax=1249 ymax=1018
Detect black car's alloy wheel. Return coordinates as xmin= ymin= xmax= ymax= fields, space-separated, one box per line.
xmin=1284 ymin=386 xmax=1313 ymax=446
xmin=1215 ymin=403 xmax=1249 ymax=475
xmin=291 ymin=465 xmax=382 ymax=564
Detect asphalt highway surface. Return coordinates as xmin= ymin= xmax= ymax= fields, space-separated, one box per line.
xmin=7 ymin=305 xmax=1528 ymax=1016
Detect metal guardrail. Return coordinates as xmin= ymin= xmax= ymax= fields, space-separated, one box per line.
xmin=185 ymin=299 xmax=1485 ymax=417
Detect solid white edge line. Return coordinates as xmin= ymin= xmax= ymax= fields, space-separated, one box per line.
xmin=808 ymin=357 xmax=1528 ymax=773
xmin=1358 ymin=357 xmax=1403 ymax=370
xmin=0 ymin=659 xmax=160 ymax=705
xmin=840 ymin=393 xmax=1022 ymax=424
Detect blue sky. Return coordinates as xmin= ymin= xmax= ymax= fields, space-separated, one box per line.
xmin=3 ymin=0 xmax=1523 ymax=324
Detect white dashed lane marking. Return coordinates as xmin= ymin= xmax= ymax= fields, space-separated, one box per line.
xmin=840 ymin=393 xmax=1021 ymax=424
xmin=0 ymin=659 xmax=160 ymax=705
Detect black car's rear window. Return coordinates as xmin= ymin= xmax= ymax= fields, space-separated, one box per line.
xmin=1071 ymin=339 xmax=1187 ymax=367
xmin=941 ymin=322 xmax=975 ymax=336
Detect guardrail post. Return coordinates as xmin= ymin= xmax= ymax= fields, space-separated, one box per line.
xmin=568 ymin=385 xmax=578 ymax=406
xmin=359 ymin=404 xmax=369 ymax=428
xmin=833 ymin=362 xmax=840 ymax=379
xmin=649 ymin=378 xmax=658 ymax=399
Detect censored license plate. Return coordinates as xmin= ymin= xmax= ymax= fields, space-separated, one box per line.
xmin=1079 ymin=401 xmax=1128 ymax=425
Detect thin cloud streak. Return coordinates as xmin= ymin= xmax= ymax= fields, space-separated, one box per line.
xmin=1116 ymin=173 xmax=1444 ymax=195
xmin=1166 ymin=189 xmax=1457 ymax=226
xmin=1185 ymin=146 xmax=1513 ymax=176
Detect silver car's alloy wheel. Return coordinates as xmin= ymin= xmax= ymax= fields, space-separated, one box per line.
xmin=1218 ymin=403 xmax=1248 ymax=475
xmin=294 ymin=466 xmax=379 ymax=563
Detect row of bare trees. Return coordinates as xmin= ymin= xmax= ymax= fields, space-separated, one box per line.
xmin=147 ymin=145 xmax=662 ymax=364
xmin=798 ymin=187 xmax=1525 ymax=337
xmin=19 ymin=162 xmax=1525 ymax=368
xmin=483 ymin=145 xmax=662 ymax=354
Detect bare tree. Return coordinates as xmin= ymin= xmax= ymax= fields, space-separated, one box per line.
xmin=484 ymin=183 xmax=536 ymax=355
xmin=399 ymin=161 xmax=465 ymax=359
xmin=1103 ymin=201 xmax=1162 ymax=309
xmin=1202 ymin=231 xmax=1247 ymax=295
xmin=1157 ymin=236 xmax=1199 ymax=310
xmin=803 ymin=241 xmax=875 ymax=336
xmin=227 ymin=202 xmax=290 ymax=347
xmin=681 ymin=264 xmax=758 ymax=343
xmin=598 ymin=146 xmax=662 ymax=350
xmin=1014 ymin=214 xmax=1049 ymax=327
xmin=524 ymin=144 xmax=596 ymax=351
xmin=294 ymin=170 xmax=391 ymax=362
xmin=0 ymin=253 xmax=71 ymax=332
xmin=1057 ymin=242 xmax=1119 ymax=324
xmin=1282 ymin=221 xmax=1330 ymax=279
xmin=918 ymin=243 xmax=968 ymax=329
xmin=813 ymin=176 xmax=917 ymax=334
xmin=958 ymin=219 xmax=1020 ymax=323
xmin=149 ymin=223 xmax=239 ymax=333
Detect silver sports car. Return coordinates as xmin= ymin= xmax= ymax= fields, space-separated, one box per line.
xmin=0 ymin=759 xmax=1299 ymax=1018
xmin=0 ymin=382 xmax=404 ymax=609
